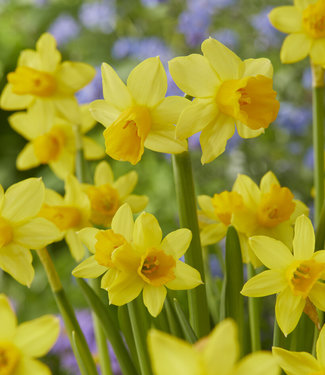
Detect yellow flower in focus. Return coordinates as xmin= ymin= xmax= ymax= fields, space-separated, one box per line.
xmin=148 ymin=319 xmax=280 ymax=375
xmin=0 ymin=33 xmax=95 ymax=123
xmin=73 ymin=204 xmax=202 ymax=317
xmin=84 ymin=161 xmax=148 ymax=227
xmin=169 ymin=38 xmax=280 ymax=163
xmin=90 ymin=57 xmax=189 ymax=165
xmin=0 ymin=294 xmax=60 ymax=375
xmin=39 ymin=175 xmax=91 ymax=261
xmin=269 ymin=0 xmax=325 ymax=64
xmin=0 ymin=178 xmax=61 ymax=286
xmin=273 ymin=323 xmax=325 ymax=374
xmin=241 ymin=215 xmax=325 ymax=336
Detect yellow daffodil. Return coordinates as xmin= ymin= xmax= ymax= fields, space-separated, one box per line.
xmin=148 ymin=319 xmax=280 ymax=375
xmin=241 ymin=215 xmax=325 ymax=336
xmin=0 ymin=178 xmax=61 ymax=286
xmin=73 ymin=203 xmax=202 ymax=317
xmin=269 ymin=0 xmax=325 ymax=65
xmin=169 ymin=38 xmax=280 ymax=163
xmin=38 ymin=175 xmax=91 ymax=261
xmin=0 ymin=33 xmax=95 ymax=123
xmin=89 ymin=57 xmax=188 ymax=165
xmin=0 ymin=294 xmax=60 ymax=375
xmin=84 ymin=161 xmax=148 ymax=227
xmin=273 ymin=323 xmax=325 ymax=374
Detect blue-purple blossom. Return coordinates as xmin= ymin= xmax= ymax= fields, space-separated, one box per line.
xmin=304 ymin=147 xmax=314 ymax=169
xmin=76 ymin=66 xmax=103 ymax=104
xmin=276 ymin=102 xmax=312 ymax=135
xmin=212 ymin=29 xmax=239 ymax=50
xmin=79 ymin=1 xmax=116 ymax=34
xmin=302 ymin=67 xmax=312 ymax=89
xmin=48 ymin=14 xmax=80 ymax=46
xmin=141 ymin=0 xmax=168 ymax=6
xmin=178 ymin=8 xmax=211 ymax=46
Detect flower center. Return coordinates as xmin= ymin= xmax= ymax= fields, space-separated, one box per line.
xmin=0 ymin=341 xmax=20 ymax=375
xmin=32 ymin=128 xmax=65 ymax=164
xmin=257 ymin=185 xmax=295 ymax=228
xmin=103 ymin=106 xmax=151 ymax=165
xmin=95 ymin=229 xmax=126 ymax=268
xmin=211 ymin=191 xmax=244 ymax=226
xmin=39 ymin=204 xmax=82 ymax=231
xmin=217 ymin=75 xmax=279 ymax=130
xmin=286 ymin=259 xmax=325 ymax=297
xmin=7 ymin=66 xmax=57 ymax=97
xmin=302 ymin=0 xmax=325 ymax=39
xmin=86 ymin=184 xmax=120 ymax=227
xmin=0 ymin=217 xmax=13 ymax=248
xmin=139 ymin=249 xmax=176 ymax=286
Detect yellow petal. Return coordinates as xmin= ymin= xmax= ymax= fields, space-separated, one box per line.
xmin=143 ymin=284 xmax=166 ymax=317
xmin=200 ymin=113 xmax=235 ymax=164
xmin=44 ymin=188 xmax=64 ymax=206
xmin=316 ymin=323 xmax=325 ymax=367
xmin=82 ymin=136 xmax=105 ymax=160
xmin=72 ymin=255 xmax=107 ymax=278
xmin=200 ymin=223 xmax=227 ymax=246
xmin=65 ymin=175 xmax=89 ymax=209
xmin=268 ymin=6 xmax=303 ymax=33
xmin=124 ymin=195 xmax=148 ymax=213
xmin=133 ymin=212 xmax=162 ymax=249
xmin=94 ymin=160 xmax=114 ymax=185
xmin=313 ymin=250 xmax=325 ymax=263
xmin=275 ymin=287 xmax=305 ymax=336
xmin=310 ymin=39 xmax=325 ymax=65
xmin=77 ymin=227 xmax=99 ymax=254
xmin=14 ymin=217 xmax=61 ymax=249
xmin=294 ymin=0 xmax=313 ymax=10
xmin=290 ymin=200 xmax=309 ymax=224
xmin=0 ymin=84 xmax=34 ymax=110
xmin=127 ymin=57 xmax=167 ymax=108
xmin=113 ymin=171 xmax=137 ymax=199
xmin=201 ymin=38 xmax=243 ymax=80
xmin=36 ymin=33 xmax=61 ymax=72
xmin=293 ymin=215 xmax=315 ymax=260
xmin=108 ymin=272 xmax=143 ymax=305
xmin=80 ymin=103 xmax=97 ymax=133
xmin=15 ymin=356 xmax=51 ymax=375
xmin=0 ymin=294 xmax=17 ymax=340
xmin=148 ymin=329 xmax=201 ymax=375
xmin=111 ymin=243 xmax=141 ymax=272
xmin=89 ymin=99 xmax=120 ymax=128
xmin=54 ymin=96 xmax=80 ymax=124
xmin=18 ymin=49 xmax=41 ymax=70
xmin=203 ymin=319 xmax=238 ymax=375
xmin=272 ymin=347 xmax=320 ymax=375
xmin=176 ymin=100 xmax=218 ymax=140
xmin=197 ymin=195 xmax=214 ymax=216
xmin=161 ymin=229 xmax=192 ymax=259
xmin=16 ymin=143 xmax=40 ymax=170
xmin=111 ymin=203 xmax=134 ymax=241
xmin=101 ymin=62 xmax=133 ymax=110
xmin=241 ymin=269 xmax=286 ymax=297
xmin=169 ymin=54 xmax=219 ymax=97
xmin=249 ymin=236 xmax=293 ymax=270
xmin=9 ymin=110 xmax=44 ymax=140
xmin=309 ymin=282 xmax=325 ymax=311
xmin=14 ymin=315 xmax=59 ymax=357
xmin=2 ymin=178 xmax=44 ymax=222
xmin=101 ymin=268 xmax=119 ymax=290
xmin=166 ymin=260 xmax=202 ymax=290
xmin=280 ymin=33 xmax=311 ymax=64
xmin=259 ymin=171 xmax=280 ymax=193
xmin=56 ymin=62 xmax=96 ymax=93
xmin=235 ymin=352 xmax=280 ymax=375
xmin=66 ymin=230 xmax=85 ymax=261
xmin=50 ymin=149 xmax=75 ymax=180
xmin=243 ymin=58 xmax=273 ymax=78
xmin=236 ymin=121 xmax=265 ymax=139
xmin=145 ymin=126 xmax=187 ymax=154
xmin=0 ymin=244 xmax=34 ymax=286
xmin=232 ymin=174 xmax=260 ymax=211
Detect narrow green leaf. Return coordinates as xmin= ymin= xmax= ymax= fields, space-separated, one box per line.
xmin=173 ymin=298 xmax=198 ymax=344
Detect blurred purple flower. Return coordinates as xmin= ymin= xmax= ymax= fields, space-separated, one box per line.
xmin=76 ymin=66 xmax=103 ymax=104
xmin=251 ymin=7 xmax=281 ymax=49
xmin=304 ymin=147 xmax=314 ymax=169
xmin=212 ymin=29 xmax=239 ymax=50
xmin=302 ymin=67 xmax=312 ymax=89
xmin=187 ymin=0 xmax=236 ymax=12
xmin=48 ymin=14 xmax=80 ymax=46
xmin=276 ymin=102 xmax=312 ymax=135
xmin=79 ymin=1 xmax=116 ymax=34
xmin=141 ymin=0 xmax=168 ymax=6
xmin=178 ymin=8 xmax=210 ymax=46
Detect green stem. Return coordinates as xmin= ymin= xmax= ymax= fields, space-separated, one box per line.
xmin=37 ymin=248 xmax=98 ymax=375
xmin=164 ymin=296 xmax=184 ymax=339
xmin=247 ymin=264 xmax=261 ymax=351
xmin=171 ymin=151 xmax=210 ymax=338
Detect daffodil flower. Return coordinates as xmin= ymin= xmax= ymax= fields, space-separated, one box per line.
xmin=84 ymin=161 xmax=148 ymax=227
xmin=148 ymin=319 xmax=280 ymax=375
xmin=0 ymin=294 xmax=60 ymax=375
xmin=269 ymin=0 xmax=325 ymax=64
xmin=73 ymin=204 xmax=202 ymax=317
xmin=0 ymin=33 xmax=95 ymax=123
xmin=241 ymin=215 xmax=325 ymax=336
xmin=273 ymin=323 xmax=325 ymax=374
xmin=0 ymin=178 xmax=61 ymax=286
xmin=169 ymin=38 xmax=280 ymax=163
xmin=90 ymin=57 xmax=189 ymax=165
xmin=38 ymin=175 xmax=91 ymax=261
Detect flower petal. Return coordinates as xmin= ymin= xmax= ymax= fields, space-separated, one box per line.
xmin=127 ymin=57 xmax=167 ymax=108
xmin=275 ymin=287 xmax=305 ymax=336
xmin=280 ymin=33 xmax=311 ymax=64
xmin=56 ymin=62 xmax=95 ymax=93
xmin=235 ymin=352 xmax=279 ymax=375
xmin=14 ymin=315 xmax=59 ymax=357
xmin=50 ymin=149 xmax=75 ymax=180
xmin=108 ymin=272 xmax=143 ymax=305
xmin=124 ymin=195 xmax=148 ymax=213
xmin=82 ymin=136 xmax=105 ymax=160
xmin=0 ymin=294 xmax=17 ymax=340
xmin=161 ymin=229 xmax=192 ymax=259
xmin=101 ymin=63 xmax=133 ymax=110
xmin=94 ymin=161 xmax=114 ymax=185
xmin=310 ymin=39 xmax=325 ymax=65
xmin=89 ymin=99 xmax=121 ymax=128
xmin=259 ymin=171 xmax=280 ymax=193
xmin=232 ymin=174 xmax=260 ymax=210
xmin=16 ymin=143 xmax=40 ymax=170
xmin=243 ymin=58 xmax=273 ymax=78
xmin=0 ymin=84 xmax=34 ymax=110
xmin=166 ymin=260 xmax=202 ymax=290
xmin=66 ymin=230 xmax=85 ymax=261
xmin=2 ymin=178 xmax=44 ymax=222
xmin=72 ymin=255 xmax=107 ymax=278
xmin=201 ymin=38 xmax=243 ymax=80
xmin=268 ymin=6 xmax=303 ymax=33
xmin=111 ymin=203 xmax=134 ymax=241
xmin=77 ymin=227 xmax=99 ymax=254
xmin=309 ymin=282 xmax=325 ymax=311
xmin=80 ymin=104 xmax=97 ymax=133
xmin=200 ymin=113 xmax=235 ymax=164
xmin=317 ymin=324 xmax=325 ymax=367
xmin=143 ymin=284 xmax=166 ymax=317
xmin=101 ymin=268 xmax=119 ymax=290
xmin=145 ymin=126 xmax=187 ymax=154
xmin=36 ymin=33 xmax=61 ymax=72
xmin=249 ymin=236 xmax=293 ymax=270
xmin=54 ymin=96 xmax=80 ymax=124
xmin=200 ymin=223 xmax=227 ymax=247
xmin=64 ymin=175 xmax=89 ymax=209
xmin=15 ymin=356 xmax=51 ymax=375
xmin=236 ymin=121 xmax=264 ymax=139
xmin=241 ymin=269 xmax=286 ymax=297
xmin=113 ymin=171 xmax=137 ymax=199
xmin=133 ymin=212 xmax=162 ymax=249
xmin=293 ymin=215 xmax=315 ymax=260
xmin=169 ymin=54 xmax=220 ymax=97
xmin=290 ymin=200 xmax=309 ymax=224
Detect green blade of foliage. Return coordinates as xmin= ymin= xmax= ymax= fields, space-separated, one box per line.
xmin=172 ymin=298 xmax=198 ymax=344
xmin=316 ymin=204 xmax=325 ymax=250
xmin=164 ymin=296 xmax=184 ymax=339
